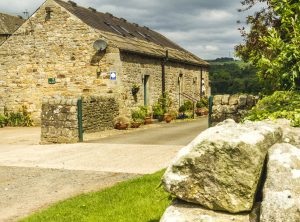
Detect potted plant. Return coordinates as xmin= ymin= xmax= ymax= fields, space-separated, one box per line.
xmin=196 ymin=101 xmax=203 ymax=116
xmin=196 ymin=97 xmax=209 ymax=116
xmin=138 ymin=106 xmax=152 ymax=125
xmin=164 ymin=113 xmax=173 ymax=123
xmin=178 ymin=105 xmax=188 ymax=119
xmin=131 ymin=109 xmax=145 ymax=128
xmin=113 ymin=116 xmax=130 ymax=130
xmin=152 ymin=102 xmax=164 ymax=121
xmin=164 ymin=109 xmax=178 ymax=123
xmin=131 ymin=83 xmax=140 ymax=95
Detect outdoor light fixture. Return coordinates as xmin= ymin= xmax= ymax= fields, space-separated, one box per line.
xmin=45 ymin=7 xmax=53 ymax=21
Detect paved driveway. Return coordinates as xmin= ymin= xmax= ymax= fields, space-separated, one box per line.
xmin=87 ymin=118 xmax=208 ymax=145
xmin=0 ymin=118 xmax=208 ymax=221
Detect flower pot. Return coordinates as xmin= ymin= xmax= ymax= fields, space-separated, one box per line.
xmin=164 ymin=114 xmax=173 ymax=123
xmin=131 ymin=122 xmax=142 ymax=128
xmin=115 ymin=123 xmax=129 ymax=130
xmin=144 ymin=117 xmax=152 ymax=125
xmin=195 ymin=108 xmax=202 ymax=116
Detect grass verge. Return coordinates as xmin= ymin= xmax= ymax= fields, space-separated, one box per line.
xmin=21 ymin=170 xmax=170 ymax=222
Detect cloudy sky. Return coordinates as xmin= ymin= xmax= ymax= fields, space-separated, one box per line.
xmin=0 ymin=0 xmax=253 ymax=59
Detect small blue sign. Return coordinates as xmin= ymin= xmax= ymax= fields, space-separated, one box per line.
xmin=110 ymin=71 xmax=117 ymax=80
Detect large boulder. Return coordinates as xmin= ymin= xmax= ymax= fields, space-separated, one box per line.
xmin=162 ymin=119 xmax=282 ymax=213
xmin=160 ymin=200 xmax=259 ymax=222
xmin=260 ymin=143 xmax=300 ymax=222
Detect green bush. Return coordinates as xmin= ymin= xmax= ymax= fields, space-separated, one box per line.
xmin=158 ymin=93 xmax=172 ymax=113
xmin=196 ymin=97 xmax=209 ymax=108
xmin=179 ymin=105 xmax=187 ymax=113
xmin=0 ymin=115 xmax=7 ymax=128
xmin=4 ymin=106 xmax=34 ymax=127
xmin=244 ymin=91 xmax=300 ymax=127
xmin=139 ymin=106 xmax=149 ymax=118
xmin=183 ymin=100 xmax=193 ymax=111
xmin=152 ymin=102 xmax=164 ymax=118
xmin=131 ymin=108 xmax=146 ymax=121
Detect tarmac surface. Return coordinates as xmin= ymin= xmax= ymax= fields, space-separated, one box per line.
xmin=0 ymin=118 xmax=208 ymax=221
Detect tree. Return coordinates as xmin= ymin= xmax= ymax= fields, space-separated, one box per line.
xmin=235 ymin=0 xmax=300 ymax=92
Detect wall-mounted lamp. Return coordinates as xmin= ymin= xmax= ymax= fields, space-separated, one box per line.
xmin=45 ymin=7 xmax=53 ymax=21
xmin=193 ymin=77 xmax=197 ymax=84
xmin=178 ymin=72 xmax=183 ymax=84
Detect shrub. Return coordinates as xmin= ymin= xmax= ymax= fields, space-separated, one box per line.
xmin=0 ymin=114 xmax=7 ymax=128
xmin=196 ymin=97 xmax=209 ymax=109
xmin=183 ymin=100 xmax=193 ymax=111
xmin=158 ymin=93 xmax=173 ymax=113
xmin=179 ymin=105 xmax=187 ymax=113
xmin=5 ymin=105 xmax=34 ymax=127
xmin=244 ymin=91 xmax=300 ymax=127
xmin=131 ymin=109 xmax=146 ymax=121
xmin=139 ymin=106 xmax=150 ymax=118
xmin=152 ymin=103 xmax=164 ymax=118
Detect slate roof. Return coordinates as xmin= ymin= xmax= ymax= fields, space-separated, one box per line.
xmin=54 ymin=0 xmax=208 ymax=66
xmin=0 ymin=13 xmax=24 ymax=35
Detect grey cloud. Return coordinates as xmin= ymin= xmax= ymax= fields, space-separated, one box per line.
xmin=0 ymin=0 xmax=246 ymax=59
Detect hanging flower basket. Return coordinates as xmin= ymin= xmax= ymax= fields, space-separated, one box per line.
xmin=131 ymin=84 xmax=140 ymax=95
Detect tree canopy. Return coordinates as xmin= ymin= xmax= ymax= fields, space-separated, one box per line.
xmin=209 ymin=60 xmax=262 ymax=95
xmin=235 ymin=0 xmax=300 ymax=93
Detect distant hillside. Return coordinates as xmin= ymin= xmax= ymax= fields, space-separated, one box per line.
xmin=207 ymin=58 xmax=262 ymax=95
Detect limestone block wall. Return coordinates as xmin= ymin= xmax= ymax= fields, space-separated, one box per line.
xmin=120 ymin=52 xmax=210 ymax=113
xmin=82 ymin=96 xmax=119 ymax=133
xmin=0 ymin=0 xmax=121 ymax=123
xmin=211 ymin=94 xmax=257 ymax=126
xmin=41 ymin=97 xmax=79 ymax=144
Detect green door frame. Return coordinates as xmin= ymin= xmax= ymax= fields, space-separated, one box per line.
xmin=144 ymin=75 xmax=150 ymax=106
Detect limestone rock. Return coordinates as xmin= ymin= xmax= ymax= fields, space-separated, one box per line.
xmin=162 ymin=119 xmax=282 ymax=213
xmin=222 ymin=94 xmax=230 ymax=105
xmin=260 ymin=143 xmax=300 ymax=222
xmin=160 ymin=200 xmax=256 ymax=222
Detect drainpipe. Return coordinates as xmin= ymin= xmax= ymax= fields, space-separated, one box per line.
xmin=162 ymin=50 xmax=168 ymax=96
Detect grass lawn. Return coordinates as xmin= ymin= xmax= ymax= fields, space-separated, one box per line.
xmin=21 ymin=170 xmax=171 ymax=222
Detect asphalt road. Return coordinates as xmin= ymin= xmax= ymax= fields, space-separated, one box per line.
xmin=88 ymin=117 xmax=208 ymax=145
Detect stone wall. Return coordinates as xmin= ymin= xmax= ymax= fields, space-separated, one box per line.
xmin=41 ymin=97 xmax=79 ymax=144
xmin=120 ymin=52 xmax=210 ymax=114
xmin=161 ymin=120 xmax=300 ymax=222
xmin=211 ymin=94 xmax=257 ymax=126
xmin=82 ymin=96 xmax=119 ymax=133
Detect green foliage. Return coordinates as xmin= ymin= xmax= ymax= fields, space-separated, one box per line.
xmin=152 ymin=102 xmax=164 ymax=118
xmin=179 ymin=105 xmax=187 ymax=113
xmin=209 ymin=61 xmax=262 ymax=94
xmin=244 ymin=91 xmax=300 ymax=127
xmin=0 ymin=114 xmax=7 ymax=128
xmin=236 ymin=0 xmax=300 ymax=92
xmin=131 ymin=108 xmax=147 ymax=122
xmin=196 ymin=97 xmax=209 ymax=108
xmin=152 ymin=93 xmax=173 ymax=118
xmin=4 ymin=106 xmax=34 ymax=127
xmin=138 ymin=106 xmax=149 ymax=118
xmin=183 ymin=100 xmax=193 ymax=111
xmin=21 ymin=170 xmax=171 ymax=222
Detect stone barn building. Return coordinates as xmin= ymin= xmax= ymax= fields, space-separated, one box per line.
xmin=0 ymin=0 xmax=210 ymax=124
xmin=0 ymin=13 xmax=24 ymax=45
